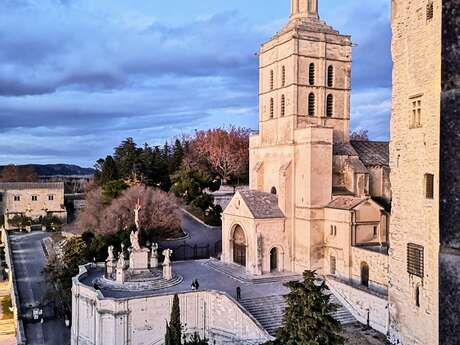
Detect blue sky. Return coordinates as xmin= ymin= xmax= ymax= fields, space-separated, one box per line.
xmin=0 ymin=0 xmax=392 ymax=167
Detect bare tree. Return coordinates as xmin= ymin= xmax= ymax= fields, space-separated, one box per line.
xmin=0 ymin=165 xmax=39 ymax=182
xmin=350 ymin=129 xmax=369 ymax=141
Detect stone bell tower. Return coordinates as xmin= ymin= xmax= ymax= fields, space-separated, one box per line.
xmin=249 ymin=0 xmax=353 ymax=273
xmin=257 ymin=0 xmax=352 ymax=147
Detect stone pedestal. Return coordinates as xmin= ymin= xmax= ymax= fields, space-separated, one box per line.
xmin=163 ymin=264 xmax=172 ymax=280
xmin=106 ymin=260 xmax=116 ymax=276
xmin=150 ymin=252 xmax=159 ymax=269
xmin=116 ymin=267 xmax=125 ymax=284
xmin=129 ymin=248 xmax=150 ymax=272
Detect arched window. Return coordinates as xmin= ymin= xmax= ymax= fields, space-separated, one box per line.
xmin=361 ymin=262 xmax=369 ymax=287
xmin=281 ymin=66 xmax=286 ymax=87
xmin=270 ymin=248 xmax=278 ymax=272
xmin=271 ymin=186 xmax=277 ymax=195
xmin=308 ymin=93 xmax=315 ymax=116
xmin=281 ymin=95 xmax=286 ymax=117
xmin=415 ymin=285 xmax=421 ymax=307
xmin=270 ymin=70 xmax=274 ymax=90
xmin=327 ymin=65 xmax=334 ymax=87
xmin=327 ymin=94 xmax=334 ymax=117
xmin=270 ymin=98 xmax=274 ymax=118
xmin=309 ymin=63 xmax=315 ymax=85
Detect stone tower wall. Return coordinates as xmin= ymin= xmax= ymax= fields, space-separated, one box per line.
xmin=389 ymin=1 xmax=441 ymax=344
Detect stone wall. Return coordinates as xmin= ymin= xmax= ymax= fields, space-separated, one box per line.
xmin=389 ymin=0 xmax=441 ymax=344
xmin=351 ymin=247 xmax=388 ymax=292
xmin=327 ymin=277 xmax=389 ymax=334
xmin=72 ymin=267 xmax=271 ymax=345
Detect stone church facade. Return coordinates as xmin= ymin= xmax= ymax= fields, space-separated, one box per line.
xmin=222 ymin=0 xmax=391 ymax=290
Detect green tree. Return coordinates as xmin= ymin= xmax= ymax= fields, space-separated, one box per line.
xmin=98 ymin=155 xmax=119 ymax=185
xmin=165 ymin=294 xmax=183 ymax=345
xmin=101 ymin=179 xmax=129 ymax=201
xmin=170 ymin=139 xmax=185 ymax=173
xmin=268 ymin=271 xmax=345 ymax=345
xmin=114 ymin=137 xmax=141 ymax=178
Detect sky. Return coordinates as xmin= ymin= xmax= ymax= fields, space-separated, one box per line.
xmin=0 ymin=0 xmax=392 ymax=167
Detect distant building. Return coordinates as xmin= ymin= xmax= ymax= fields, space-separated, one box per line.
xmin=0 ymin=182 xmax=67 ymax=230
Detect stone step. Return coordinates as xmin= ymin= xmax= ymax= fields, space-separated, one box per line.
xmin=240 ymin=293 xmax=356 ymax=336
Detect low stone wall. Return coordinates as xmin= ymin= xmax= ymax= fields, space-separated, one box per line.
xmin=1 ymin=229 xmax=27 ymax=345
xmin=327 ymin=276 xmax=389 ymax=334
xmin=72 ymin=265 xmax=271 ymax=345
xmin=351 ymin=246 xmax=389 ymax=293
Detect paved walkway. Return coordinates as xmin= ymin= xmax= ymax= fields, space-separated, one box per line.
xmin=160 ymin=211 xmax=222 ymax=248
xmin=9 ymin=231 xmax=70 ymax=345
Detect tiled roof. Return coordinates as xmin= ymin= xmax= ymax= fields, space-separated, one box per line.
xmin=345 ymin=157 xmax=368 ymax=174
xmin=327 ymin=196 xmax=368 ymax=210
xmin=0 ymin=182 xmax=64 ymax=190
xmin=350 ymin=141 xmax=389 ymax=167
xmin=333 ymin=143 xmax=358 ymax=156
xmin=239 ymin=190 xmax=285 ymax=219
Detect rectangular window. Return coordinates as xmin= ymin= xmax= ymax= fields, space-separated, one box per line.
xmin=0 ymin=193 xmax=3 ymax=202
xmin=330 ymin=256 xmax=336 ymax=275
xmin=373 ymin=226 xmax=378 ymax=237
xmin=425 ymin=174 xmax=434 ymax=199
xmin=32 ymin=195 xmax=38 ymax=202
xmin=426 ymin=2 xmax=434 ymax=21
xmin=14 ymin=195 xmax=20 ymax=202
xmin=407 ymin=243 xmax=424 ymax=278
xmin=410 ymin=99 xmax=422 ymax=128
xmin=48 ymin=195 xmax=54 ymax=201
xmin=330 ymin=225 xmax=337 ymax=236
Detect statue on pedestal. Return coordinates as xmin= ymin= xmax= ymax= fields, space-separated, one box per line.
xmin=162 ymin=249 xmax=173 ymax=280
xmin=150 ymin=243 xmax=159 ymax=269
xmin=116 ymin=250 xmax=127 ymax=284
xmin=130 ymin=230 xmax=141 ymax=251
xmin=106 ymin=246 xmax=116 ymax=276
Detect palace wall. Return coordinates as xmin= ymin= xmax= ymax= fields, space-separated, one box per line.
xmin=389 ymin=0 xmax=441 ymax=344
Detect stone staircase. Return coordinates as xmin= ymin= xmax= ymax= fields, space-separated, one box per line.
xmin=240 ymin=294 xmax=356 ymax=337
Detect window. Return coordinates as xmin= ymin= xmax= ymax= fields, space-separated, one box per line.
xmin=411 ymin=99 xmax=422 ymax=128
xmin=407 ymin=243 xmax=424 ymax=278
xmin=270 ymin=98 xmax=274 ymax=118
xmin=327 ymin=65 xmax=334 ymax=87
xmin=0 ymin=193 xmax=3 ymax=203
xmin=270 ymin=70 xmax=274 ymax=90
xmin=373 ymin=226 xmax=378 ymax=237
xmin=426 ymin=2 xmax=434 ymax=21
xmin=281 ymin=66 xmax=286 ymax=87
xmin=281 ymin=95 xmax=286 ymax=117
xmin=271 ymin=187 xmax=277 ymax=195
xmin=330 ymin=225 xmax=337 ymax=236
xmin=32 ymin=195 xmax=38 ymax=202
xmin=309 ymin=63 xmax=315 ymax=85
xmin=425 ymin=173 xmax=434 ymax=199
xmin=330 ymin=256 xmax=337 ymax=275
xmin=308 ymin=93 xmax=315 ymax=116
xmin=326 ymin=94 xmax=334 ymax=117
xmin=48 ymin=195 xmax=54 ymax=201
xmin=415 ymin=285 xmax=421 ymax=307
xmin=14 ymin=195 xmax=20 ymax=202
xmin=361 ymin=262 xmax=370 ymax=287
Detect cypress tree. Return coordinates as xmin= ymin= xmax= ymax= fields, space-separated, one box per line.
xmin=165 ymin=294 xmax=182 ymax=345
xmin=269 ymin=270 xmax=345 ymax=345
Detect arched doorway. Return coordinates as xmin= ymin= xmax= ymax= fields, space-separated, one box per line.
xmin=270 ymin=248 xmax=278 ymax=272
xmin=233 ymin=226 xmax=246 ymax=267
xmin=361 ymin=262 xmax=369 ymax=287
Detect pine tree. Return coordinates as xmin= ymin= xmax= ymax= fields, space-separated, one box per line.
xmin=165 ymin=294 xmax=182 ymax=345
xmin=269 ymin=271 xmax=345 ymax=345
xmin=99 ymin=155 xmax=119 ymax=185
xmin=171 ymin=139 xmax=185 ymax=173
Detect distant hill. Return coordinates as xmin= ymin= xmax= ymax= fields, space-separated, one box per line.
xmin=0 ymin=164 xmax=95 ymax=177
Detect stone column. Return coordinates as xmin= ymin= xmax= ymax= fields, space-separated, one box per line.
xmin=162 ymin=249 xmax=173 ymax=280
xmin=150 ymin=243 xmax=159 ymax=269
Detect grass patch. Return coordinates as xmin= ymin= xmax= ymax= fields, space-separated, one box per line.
xmin=1 ymin=295 xmax=13 ymax=320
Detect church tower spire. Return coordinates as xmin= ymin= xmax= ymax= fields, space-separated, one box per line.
xmin=290 ymin=0 xmax=319 ymax=19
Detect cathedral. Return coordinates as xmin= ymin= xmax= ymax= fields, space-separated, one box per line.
xmin=222 ymin=0 xmax=391 ymax=285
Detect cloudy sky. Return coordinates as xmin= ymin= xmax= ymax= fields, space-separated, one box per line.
xmin=0 ymin=0 xmax=392 ymax=167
